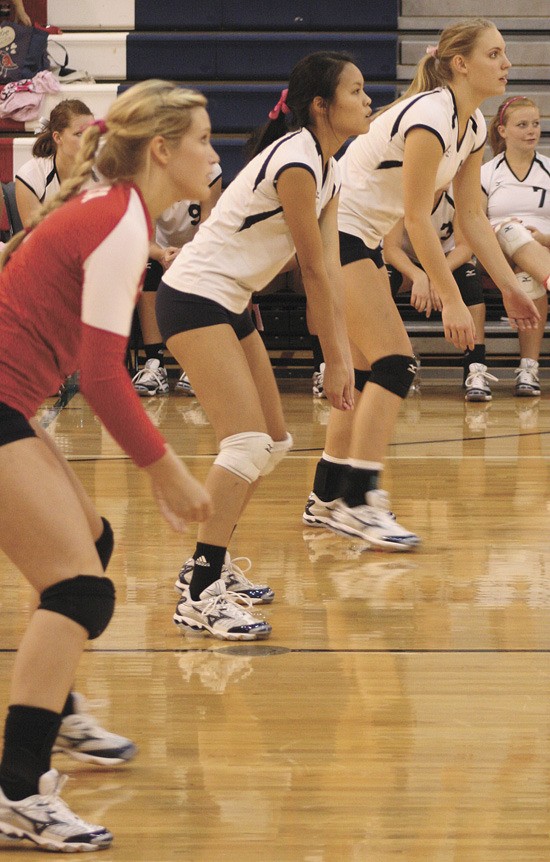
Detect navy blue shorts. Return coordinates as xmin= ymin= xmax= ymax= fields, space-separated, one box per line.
xmin=339 ymin=232 xmax=385 ymax=269
xmin=0 ymin=402 xmax=36 ymax=447
xmin=156 ymin=283 xmax=256 ymax=342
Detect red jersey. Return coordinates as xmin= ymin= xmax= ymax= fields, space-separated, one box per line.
xmin=0 ymin=183 xmax=166 ymax=467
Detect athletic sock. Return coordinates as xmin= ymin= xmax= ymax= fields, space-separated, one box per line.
xmin=0 ymin=705 xmax=62 ymax=800
xmin=341 ymin=462 xmax=382 ymax=508
xmin=190 ymin=543 xmax=227 ymax=600
xmin=313 ymin=456 xmax=348 ymax=502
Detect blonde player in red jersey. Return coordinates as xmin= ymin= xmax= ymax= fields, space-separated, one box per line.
xmin=0 ymin=80 xmax=215 ymax=853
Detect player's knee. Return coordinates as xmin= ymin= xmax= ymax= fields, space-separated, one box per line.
xmin=95 ymin=517 xmax=114 ymax=571
xmin=515 ymin=271 xmax=546 ymax=300
xmin=39 ymin=575 xmax=116 ymax=640
xmin=214 ymin=431 xmax=274 ymax=483
xmin=370 ymin=354 xmax=417 ymax=399
xmin=494 ymin=219 xmax=533 ymax=258
xmin=260 ymin=432 xmax=293 ymax=476
xmin=456 ymin=264 xmax=484 ymax=306
xmin=354 ymin=369 xmax=371 ymax=392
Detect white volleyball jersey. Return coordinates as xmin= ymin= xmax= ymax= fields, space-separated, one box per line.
xmin=162 ymin=128 xmax=340 ymax=313
xmin=339 ymin=87 xmax=486 ymax=247
xmin=400 ymin=188 xmax=456 ymax=261
xmin=15 ymin=155 xmax=59 ymax=203
xmin=155 ymin=163 xmax=222 ymax=248
xmin=481 ymin=151 xmax=550 ymax=234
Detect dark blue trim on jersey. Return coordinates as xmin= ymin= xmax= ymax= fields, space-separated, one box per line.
xmin=14 ymin=176 xmax=40 ymax=200
xmin=252 ymin=130 xmax=302 ymax=192
xmin=389 ymin=91 xmax=434 ymax=140
xmin=404 ymin=124 xmax=445 ymax=153
xmin=377 ymin=160 xmax=402 ymax=170
xmin=273 ymin=163 xmax=316 ymax=188
xmin=237 ymin=206 xmax=283 ymax=232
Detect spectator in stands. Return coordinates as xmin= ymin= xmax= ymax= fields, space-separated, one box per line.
xmin=0 ymin=80 xmax=213 ymax=853
xmin=0 ymin=0 xmax=31 ymax=26
xmin=482 ymin=95 xmax=550 ymax=397
xmin=156 ymin=51 xmax=372 ymax=640
xmin=304 ymin=18 xmax=540 ymax=550
xmin=15 ymin=99 xmax=94 ymax=227
xmin=131 ymin=165 xmax=222 ymax=396
xmin=384 ymin=184 xmax=491 ymax=401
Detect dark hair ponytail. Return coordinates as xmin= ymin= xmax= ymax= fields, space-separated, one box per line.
xmin=246 ymin=50 xmax=354 ymax=161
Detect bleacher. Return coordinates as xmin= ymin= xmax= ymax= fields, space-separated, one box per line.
xmin=1 ymin=0 xmax=549 ymax=371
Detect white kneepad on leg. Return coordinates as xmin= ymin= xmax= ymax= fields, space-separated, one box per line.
xmin=260 ymin=431 xmax=293 ymax=476
xmin=214 ymin=431 xmax=274 ymax=483
xmin=494 ymin=219 xmax=534 ymax=258
xmin=515 ymin=271 xmax=546 ymax=300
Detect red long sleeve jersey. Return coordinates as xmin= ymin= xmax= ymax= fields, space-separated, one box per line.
xmin=0 ymin=183 xmax=166 ymax=467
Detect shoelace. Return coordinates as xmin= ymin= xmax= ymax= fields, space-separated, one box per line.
xmin=465 ymin=369 xmax=498 ymax=388
xmin=133 ymin=366 xmax=165 ymax=387
xmin=224 ymin=556 xmax=256 ymax=588
xmin=200 ymin=591 xmax=256 ymax=620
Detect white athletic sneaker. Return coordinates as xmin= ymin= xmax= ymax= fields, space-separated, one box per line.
xmin=326 ymin=490 xmax=420 ymax=551
xmin=175 ymin=370 xmax=195 ymax=396
xmin=464 ymin=363 xmax=497 ymax=402
xmin=515 ymin=358 xmax=541 ymax=397
xmin=175 ymin=554 xmax=274 ymax=604
xmin=53 ymin=693 xmax=137 ymax=765
xmin=312 ymin=362 xmax=326 ymax=398
xmin=132 ymin=358 xmax=169 ymax=396
xmin=0 ymin=769 xmax=112 ymax=852
xmin=173 ymin=579 xmax=271 ymax=640
xmin=302 ymin=492 xmax=337 ymax=527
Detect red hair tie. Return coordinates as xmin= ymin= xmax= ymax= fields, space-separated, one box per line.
xmin=90 ymin=119 xmax=108 ymax=134
xmin=268 ymin=89 xmax=290 ymax=121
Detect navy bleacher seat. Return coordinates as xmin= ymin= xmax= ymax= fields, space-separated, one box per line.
xmin=133 ymin=0 xmax=397 ymax=31
xmin=127 ymin=33 xmax=397 ymax=81
xmin=117 ymin=82 xmax=397 ymax=134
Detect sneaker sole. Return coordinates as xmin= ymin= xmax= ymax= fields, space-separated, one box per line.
xmin=326 ymin=518 xmax=420 ymax=552
xmin=52 ymin=744 xmax=137 ymax=765
xmin=173 ymin=613 xmax=271 ymax=641
xmin=465 ymin=392 xmax=492 ymax=402
xmin=515 ymin=389 xmax=540 ymax=397
xmin=0 ymin=821 xmax=112 ymax=852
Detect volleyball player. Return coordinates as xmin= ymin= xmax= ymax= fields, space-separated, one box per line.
xmin=304 ymin=18 xmax=540 ymax=550
xmin=156 ymin=51 xmax=372 ymax=639
xmin=0 ymin=80 xmax=214 ymax=852
xmin=482 ymin=96 xmax=550 ymax=397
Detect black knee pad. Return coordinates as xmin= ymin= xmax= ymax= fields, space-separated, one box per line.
xmin=39 ymin=575 xmax=116 ymax=640
xmin=370 ymin=354 xmax=417 ymax=399
xmin=454 ymin=263 xmax=484 ymax=307
xmin=95 ymin=517 xmax=114 ymax=571
xmin=354 ymin=369 xmax=372 ymax=392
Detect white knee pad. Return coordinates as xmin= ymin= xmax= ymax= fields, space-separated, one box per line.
xmin=215 ymin=432 xmax=273 ymax=483
xmin=494 ymin=218 xmax=534 ymax=258
xmin=259 ymin=431 xmax=293 ymax=476
xmin=515 ymin=271 xmax=546 ymax=300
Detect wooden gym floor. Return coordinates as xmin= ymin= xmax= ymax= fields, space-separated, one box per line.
xmin=0 ymin=372 xmax=549 ymax=860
